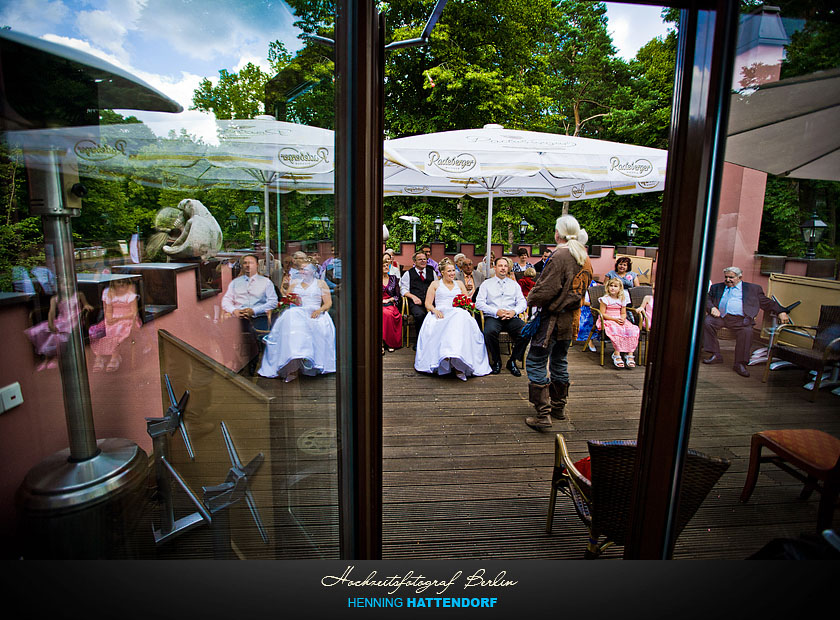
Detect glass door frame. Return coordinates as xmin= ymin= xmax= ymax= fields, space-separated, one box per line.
xmin=333 ymin=0 xmax=743 ymax=560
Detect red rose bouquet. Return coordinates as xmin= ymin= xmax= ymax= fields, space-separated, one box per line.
xmin=279 ymin=292 xmax=301 ymax=312
xmin=452 ymin=293 xmax=477 ymax=315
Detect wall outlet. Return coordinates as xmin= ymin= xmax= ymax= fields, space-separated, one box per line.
xmin=0 ymin=382 xmax=23 ymax=413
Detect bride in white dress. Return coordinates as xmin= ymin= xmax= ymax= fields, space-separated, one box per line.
xmin=414 ymin=262 xmax=492 ymax=380
xmin=258 ymin=263 xmax=335 ymax=381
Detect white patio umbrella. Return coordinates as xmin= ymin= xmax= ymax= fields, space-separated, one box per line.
xmin=384 ymin=124 xmax=667 ymax=263
xmin=8 ymin=116 xmax=336 ymax=270
xmin=726 ymin=68 xmax=840 ymax=181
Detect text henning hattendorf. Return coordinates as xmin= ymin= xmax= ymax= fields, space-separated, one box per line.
xmin=321 ymin=566 xmax=517 ymax=596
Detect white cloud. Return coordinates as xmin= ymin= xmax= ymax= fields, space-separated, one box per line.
xmin=75 ymin=10 xmax=129 ymax=58
xmin=0 ymin=0 xmax=69 ymax=31
xmin=605 ymin=3 xmax=671 ymax=61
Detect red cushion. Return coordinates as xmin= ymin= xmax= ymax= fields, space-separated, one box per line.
xmin=574 ymin=456 xmax=591 ymax=480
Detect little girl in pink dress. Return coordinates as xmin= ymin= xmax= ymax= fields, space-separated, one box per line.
xmin=90 ymin=279 xmax=140 ymax=372
xmin=26 ymin=289 xmax=93 ymax=371
xmin=598 ymin=277 xmax=641 ymax=368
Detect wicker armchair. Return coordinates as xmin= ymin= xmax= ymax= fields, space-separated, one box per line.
xmin=547 ymin=433 xmax=730 ymax=558
xmin=762 ymin=305 xmax=840 ymax=402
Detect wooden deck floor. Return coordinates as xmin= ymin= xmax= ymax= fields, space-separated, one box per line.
xmin=249 ymin=337 xmax=839 ymax=561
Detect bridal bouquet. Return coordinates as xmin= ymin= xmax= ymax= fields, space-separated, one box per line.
xmin=278 ymin=292 xmax=301 ymax=312
xmin=452 ymin=293 xmax=478 ymax=315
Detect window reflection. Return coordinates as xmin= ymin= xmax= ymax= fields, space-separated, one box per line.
xmin=1 ymin=2 xmax=339 ymax=559
xmin=689 ymin=4 xmax=839 ymax=557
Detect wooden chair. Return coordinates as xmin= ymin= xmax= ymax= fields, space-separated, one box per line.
xmin=400 ymin=297 xmax=413 ymax=348
xmin=582 ymin=284 xmax=644 ymax=366
xmin=629 ymin=285 xmax=653 ymax=365
xmin=740 ymin=429 xmax=840 ymax=531
xmin=762 ymin=305 xmax=840 ymax=401
xmin=547 ymin=434 xmax=730 ymax=558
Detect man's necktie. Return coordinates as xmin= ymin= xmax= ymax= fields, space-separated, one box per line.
xmin=420 ymin=270 xmax=425 ymax=281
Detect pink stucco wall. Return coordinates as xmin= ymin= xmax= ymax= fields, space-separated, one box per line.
xmin=0 ymin=263 xmax=250 ymax=551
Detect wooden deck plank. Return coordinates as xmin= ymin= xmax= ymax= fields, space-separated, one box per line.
xmin=178 ymin=339 xmax=839 ymax=560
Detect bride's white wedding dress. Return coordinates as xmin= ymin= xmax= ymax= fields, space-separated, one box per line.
xmin=258 ymin=279 xmax=336 ymax=379
xmin=414 ymin=281 xmax=491 ymax=378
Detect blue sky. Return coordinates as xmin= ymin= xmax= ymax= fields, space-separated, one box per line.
xmin=1 ymin=1 xmax=671 ymax=115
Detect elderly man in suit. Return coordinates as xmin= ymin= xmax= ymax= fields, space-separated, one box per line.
xmin=703 ymin=266 xmax=789 ymax=377
xmin=455 ymin=258 xmax=484 ymax=300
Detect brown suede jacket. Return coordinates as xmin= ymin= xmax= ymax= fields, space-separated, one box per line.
xmin=526 ymin=247 xmax=593 ymax=347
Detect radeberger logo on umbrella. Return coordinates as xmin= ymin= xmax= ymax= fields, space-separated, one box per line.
xmin=500 ymin=188 xmax=524 ymax=196
xmin=278 ymin=147 xmax=330 ymax=169
xmin=609 ymin=156 xmax=653 ymax=178
xmin=571 ymin=184 xmax=585 ymax=199
xmin=427 ymin=151 xmax=477 ymax=174
xmin=638 ymin=180 xmax=659 ymax=189
xmin=74 ymin=139 xmax=127 ymax=161
xmin=404 ymin=186 xmax=431 ymax=194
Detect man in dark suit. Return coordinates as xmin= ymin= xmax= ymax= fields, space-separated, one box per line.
xmin=703 ymin=266 xmax=789 ymax=377
xmin=399 ymin=250 xmax=437 ymax=348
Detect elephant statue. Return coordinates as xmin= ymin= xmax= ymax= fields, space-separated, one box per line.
xmin=149 ymin=199 xmax=223 ymax=261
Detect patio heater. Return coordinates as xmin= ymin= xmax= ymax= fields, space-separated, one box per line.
xmin=246 ymin=203 xmax=263 ymax=250
xmin=519 ymin=218 xmax=529 ymax=243
xmin=3 ymin=29 xmax=182 ymax=558
xmin=800 ymin=210 xmax=827 ymax=260
xmin=433 ymin=216 xmax=443 ymax=242
xmin=626 ymin=220 xmax=639 ymax=246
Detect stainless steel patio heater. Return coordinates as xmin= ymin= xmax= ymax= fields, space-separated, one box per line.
xmin=1 ymin=30 xmax=182 ymax=558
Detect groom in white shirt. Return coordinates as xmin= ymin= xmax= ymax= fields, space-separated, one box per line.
xmin=475 ymin=257 xmax=528 ymax=376
xmin=222 ymin=254 xmax=278 ymax=372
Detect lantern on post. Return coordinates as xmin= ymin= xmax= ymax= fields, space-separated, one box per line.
xmin=800 ymin=210 xmax=827 ymax=260
xmin=519 ymin=218 xmax=529 ymax=243
xmin=626 ymin=220 xmax=639 ymax=246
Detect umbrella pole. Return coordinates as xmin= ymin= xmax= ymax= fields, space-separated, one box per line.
xmin=263 ymin=183 xmax=270 ymax=276
xmin=485 ymin=190 xmax=494 ymax=273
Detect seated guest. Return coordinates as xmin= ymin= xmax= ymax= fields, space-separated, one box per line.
xmin=455 ymin=258 xmax=484 ymax=300
xmin=221 ymin=254 xmax=278 ymax=373
xmin=476 ymin=252 xmax=496 ymax=279
xmin=414 ymin=262 xmax=492 ymax=380
xmin=288 ymin=250 xmax=309 ymax=280
xmin=598 ymin=278 xmax=640 ymax=368
xmin=399 ymin=251 xmax=437 ymax=348
xmin=518 ymin=266 xmax=537 ymax=298
xmin=420 ymin=244 xmax=441 ymax=278
xmin=475 ymin=256 xmax=528 ymax=376
xmin=534 ymin=248 xmax=552 ymax=274
xmin=453 ymin=253 xmax=467 ymax=273
xmin=384 ymin=249 xmax=401 ymax=277
xmin=259 ymin=262 xmax=335 ymax=382
xmin=382 ymin=255 xmax=402 ymax=353
xmin=703 ymin=266 xmax=789 ymax=377
xmin=604 ymin=256 xmax=639 ymax=289
xmin=513 ymin=247 xmax=532 ymax=274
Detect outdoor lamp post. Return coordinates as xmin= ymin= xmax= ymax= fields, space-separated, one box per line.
xmin=245 ymin=203 xmax=263 ymax=248
xmin=800 ymin=210 xmax=827 ymax=259
xmin=399 ymin=215 xmax=420 ymax=242
xmin=626 ymin=220 xmax=639 ymax=246
xmin=227 ymin=213 xmax=238 ymax=231
xmin=519 ymin=218 xmax=529 ymax=243
xmin=433 ymin=216 xmax=443 ymax=242
xmin=312 ymin=215 xmax=331 ymax=240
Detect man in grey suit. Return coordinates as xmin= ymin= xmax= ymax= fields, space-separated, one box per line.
xmin=455 ymin=258 xmax=485 ymax=299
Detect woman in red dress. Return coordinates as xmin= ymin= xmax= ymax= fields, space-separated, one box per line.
xmin=382 ymin=256 xmax=402 ymax=352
